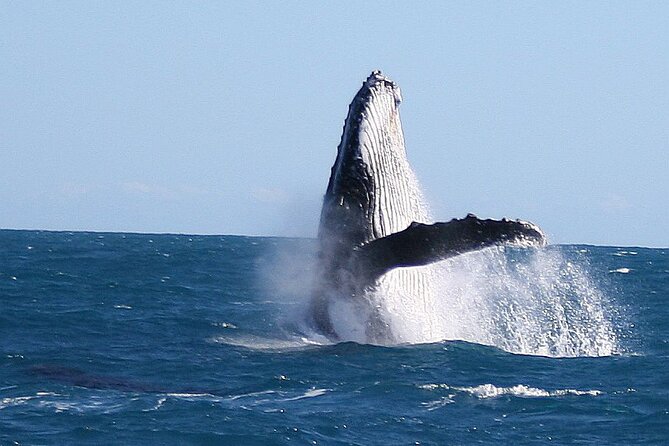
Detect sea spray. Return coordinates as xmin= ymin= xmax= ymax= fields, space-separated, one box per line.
xmin=262 ymin=229 xmax=621 ymax=356
xmin=379 ymin=246 xmax=620 ymax=356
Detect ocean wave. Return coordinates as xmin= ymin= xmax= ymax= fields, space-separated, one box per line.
xmin=0 ymin=392 xmax=129 ymax=414
xmin=209 ymin=334 xmax=328 ymax=352
xmin=277 ymin=388 xmax=330 ymax=402
xmin=610 ymin=268 xmax=632 ymax=274
xmin=419 ymin=383 xmax=602 ymax=399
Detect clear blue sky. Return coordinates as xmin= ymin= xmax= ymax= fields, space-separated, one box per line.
xmin=2 ymin=2 xmax=667 ymax=247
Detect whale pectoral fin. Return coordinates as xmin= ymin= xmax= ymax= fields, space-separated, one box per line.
xmin=353 ymin=214 xmax=546 ymax=282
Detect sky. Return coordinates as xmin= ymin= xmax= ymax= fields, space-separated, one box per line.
xmin=1 ymin=2 xmax=667 ymax=247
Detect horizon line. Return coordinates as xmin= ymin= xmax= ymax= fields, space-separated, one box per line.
xmin=1 ymin=227 xmax=665 ymax=250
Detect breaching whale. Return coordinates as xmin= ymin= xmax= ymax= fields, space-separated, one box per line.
xmin=309 ymin=71 xmax=545 ymax=342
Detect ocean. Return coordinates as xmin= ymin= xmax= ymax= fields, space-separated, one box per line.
xmin=1 ymin=229 xmax=667 ymax=445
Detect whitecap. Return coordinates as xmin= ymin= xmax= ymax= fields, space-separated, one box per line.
xmin=142 ymin=397 xmax=167 ymax=412
xmin=210 ymin=334 xmax=327 ymax=352
xmin=419 ymin=383 xmax=602 ymax=399
xmin=212 ymin=321 xmax=237 ymax=329
xmin=278 ymin=388 xmax=330 ymax=402
xmin=610 ymin=268 xmax=631 ymax=274
xmin=1 ymin=395 xmax=37 ymax=409
xmin=227 ymin=390 xmax=277 ymax=402
xmin=165 ymin=392 xmax=217 ymax=399
xmin=422 ymin=396 xmax=455 ymax=411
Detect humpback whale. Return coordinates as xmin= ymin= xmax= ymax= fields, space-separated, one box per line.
xmin=309 ymin=71 xmax=545 ymax=342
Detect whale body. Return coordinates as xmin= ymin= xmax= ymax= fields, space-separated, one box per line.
xmin=309 ymin=71 xmax=545 ymax=342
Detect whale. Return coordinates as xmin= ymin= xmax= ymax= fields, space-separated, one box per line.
xmin=308 ymin=71 xmax=545 ymax=342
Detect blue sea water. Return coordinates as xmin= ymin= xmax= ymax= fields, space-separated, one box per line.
xmin=1 ymin=229 xmax=667 ymax=445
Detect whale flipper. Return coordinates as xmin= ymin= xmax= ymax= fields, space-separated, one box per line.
xmin=352 ymin=214 xmax=545 ymax=283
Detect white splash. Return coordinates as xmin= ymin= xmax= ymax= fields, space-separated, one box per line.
xmin=374 ymin=244 xmax=620 ymax=357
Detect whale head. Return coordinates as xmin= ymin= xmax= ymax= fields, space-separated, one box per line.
xmin=318 ymin=71 xmax=428 ymax=255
